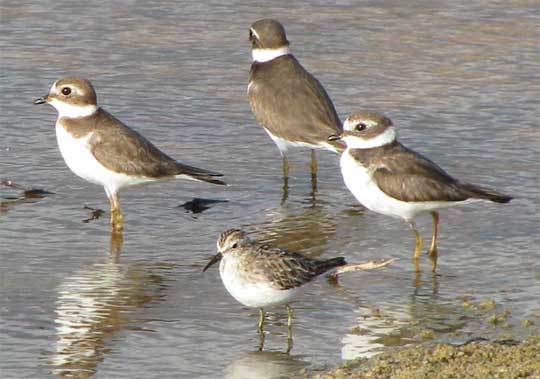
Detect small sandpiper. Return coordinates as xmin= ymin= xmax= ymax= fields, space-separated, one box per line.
xmin=34 ymin=77 xmax=226 ymax=232
xmin=203 ymin=228 xmax=346 ymax=351
xmin=329 ymin=111 xmax=512 ymax=271
xmin=248 ymin=19 xmax=343 ymax=188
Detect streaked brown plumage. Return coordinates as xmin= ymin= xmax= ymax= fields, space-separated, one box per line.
xmin=208 ymin=229 xmax=346 ymax=291
xmin=204 ymin=228 xmax=346 ymax=350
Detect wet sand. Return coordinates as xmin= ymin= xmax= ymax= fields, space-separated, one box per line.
xmin=313 ymin=335 xmax=540 ymax=379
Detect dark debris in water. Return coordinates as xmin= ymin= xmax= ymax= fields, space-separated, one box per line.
xmin=82 ymin=205 xmax=105 ymax=223
xmin=179 ymin=198 xmax=228 ymax=217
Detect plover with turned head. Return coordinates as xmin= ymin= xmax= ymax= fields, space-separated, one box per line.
xmin=35 ymin=77 xmax=226 ymax=231
xmin=203 ymin=228 xmax=346 ymax=351
xmin=248 ymin=19 xmax=343 ymax=188
xmin=329 ymin=111 xmax=512 ymax=271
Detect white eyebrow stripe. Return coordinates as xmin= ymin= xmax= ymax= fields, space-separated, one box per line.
xmin=250 ymin=28 xmax=260 ymax=40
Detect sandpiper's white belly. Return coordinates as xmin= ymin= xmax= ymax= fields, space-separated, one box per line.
xmin=340 ymin=150 xmax=462 ymax=221
xmin=219 ymin=258 xmax=302 ymax=308
xmin=55 ymin=122 xmax=153 ymax=194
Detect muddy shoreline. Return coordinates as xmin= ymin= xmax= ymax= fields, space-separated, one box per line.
xmin=312 ymin=335 xmax=540 ymax=379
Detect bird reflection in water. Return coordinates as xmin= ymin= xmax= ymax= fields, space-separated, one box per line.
xmin=341 ymin=271 xmax=465 ymax=360
xmin=224 ymin=350 xmax=308 ymax=379
xmin=247 ymin=200 xmax=337 ymax=258
xmin=49 ymin=232 xmax=171 ymax=378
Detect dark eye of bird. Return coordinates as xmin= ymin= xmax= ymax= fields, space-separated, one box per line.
xmin=61 ymin=87 xmax=71 ymax=96
xmin=231 ymin=243 xmax=238 ymax=249
xmin=356 ymin=123 xmax=367 ymax=131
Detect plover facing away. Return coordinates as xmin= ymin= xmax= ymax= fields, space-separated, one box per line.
xmin=247 ymin=19 xmax=343 ymax=191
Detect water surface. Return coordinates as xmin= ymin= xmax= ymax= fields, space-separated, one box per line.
xmin=1 ymin=1 xmax=539 ymax=378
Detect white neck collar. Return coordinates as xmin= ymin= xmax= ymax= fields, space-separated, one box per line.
xmin=50 ymin=98 xmax=98 ymax=119
xmin=252 ymin=46 xmax=290 ymax=63
xmin=343 ymin=127 xmax=397 ymax=149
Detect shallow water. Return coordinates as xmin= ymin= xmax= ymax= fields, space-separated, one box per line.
xmin=1 ymin=1 xmax=539 ymax=378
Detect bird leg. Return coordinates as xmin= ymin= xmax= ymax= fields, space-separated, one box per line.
xmin=108 ymin=192 xmax=124 ymax=232
xmin=258 ymin=331 xmax=265 ymax=352
xmin=286 ymin=305 xmax=294 ymax=353
xmin=428 ymin=211 xmax=440 ymax=272
xmin=257 ymin=308 xmax=265 ymax=351
xmin=257 ymin=308 xmax=265 ymax=333
xmin=281 ymin=155 xmax=290 ymax=203
xmin=409 ymin=221 xmax=423 ymax=262
xmin=282 ymin=155 xmax=290 ymax=180
xmin=310 ymin=149 xmax=318 ymax=184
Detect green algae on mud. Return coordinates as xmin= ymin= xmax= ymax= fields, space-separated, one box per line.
xmin=312 ymin=336 xmax=540 ymax=379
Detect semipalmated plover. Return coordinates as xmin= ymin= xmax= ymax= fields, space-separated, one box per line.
xmin=35 ymin=77 xmax=226 ymax=231
xmin=329 ymin=111 xmax=512 ymax=271
xmin=248 ymin=19 xmax=343 ymax=187
xmin=203 ymin=229 xmax=346 ymax=351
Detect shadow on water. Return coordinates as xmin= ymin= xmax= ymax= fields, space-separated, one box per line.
xmin=224 ymin=350 xmax=309 ymax=379
xmin=46 ymin=232 xmax=174 ymax=378
xmin=178 ymin=197 xmax=229 ymax=218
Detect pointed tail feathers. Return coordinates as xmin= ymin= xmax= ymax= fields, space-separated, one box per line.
xmin=175 ymin=163 xmax=226 ymax=186
xmin=191 ymin=175 xmax=227 ymax=186
xmin=462 ymin=183 xmax=512 ymax=203
xmin=316 ymin=257 xmax=347 ymax=275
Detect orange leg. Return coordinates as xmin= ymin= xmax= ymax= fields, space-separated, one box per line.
xmin=282 ymin=155 xmax=290 ymax=179
xmin=310 ymin=150 xmax=318 ymax=195
xmin=409 ymin=221 xmax=424 ymax=263
xmin=428 ymin=211 xmax=440 ymax=272
xmin=108 ymin=192 xmax=124 ymax=232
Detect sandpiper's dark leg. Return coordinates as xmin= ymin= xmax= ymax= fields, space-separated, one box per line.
xmin=286 ymin=305 xmax=294 ymax=353
xmin=408 ymin=221 xmax=423 ymax=264
xmin=257 ymin=308 xmax=266 ymax=351
xmin=108 ymin=192 xmax=124 ymax=232
xmin=428 ymin=211 xmax=440 ymax=272
xmin=257 ymin=308 xmax=265 ymax=333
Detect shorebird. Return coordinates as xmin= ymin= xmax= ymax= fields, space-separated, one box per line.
xmin=247 ymin=19 xmax=343 ymax=191
xmin=329 ymin=111 xmax=512 ymax=271
xmin=203 ymin=228 xmax=346 ymax=351
xmin=35 ymin=77 xmax=225 ymax=231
